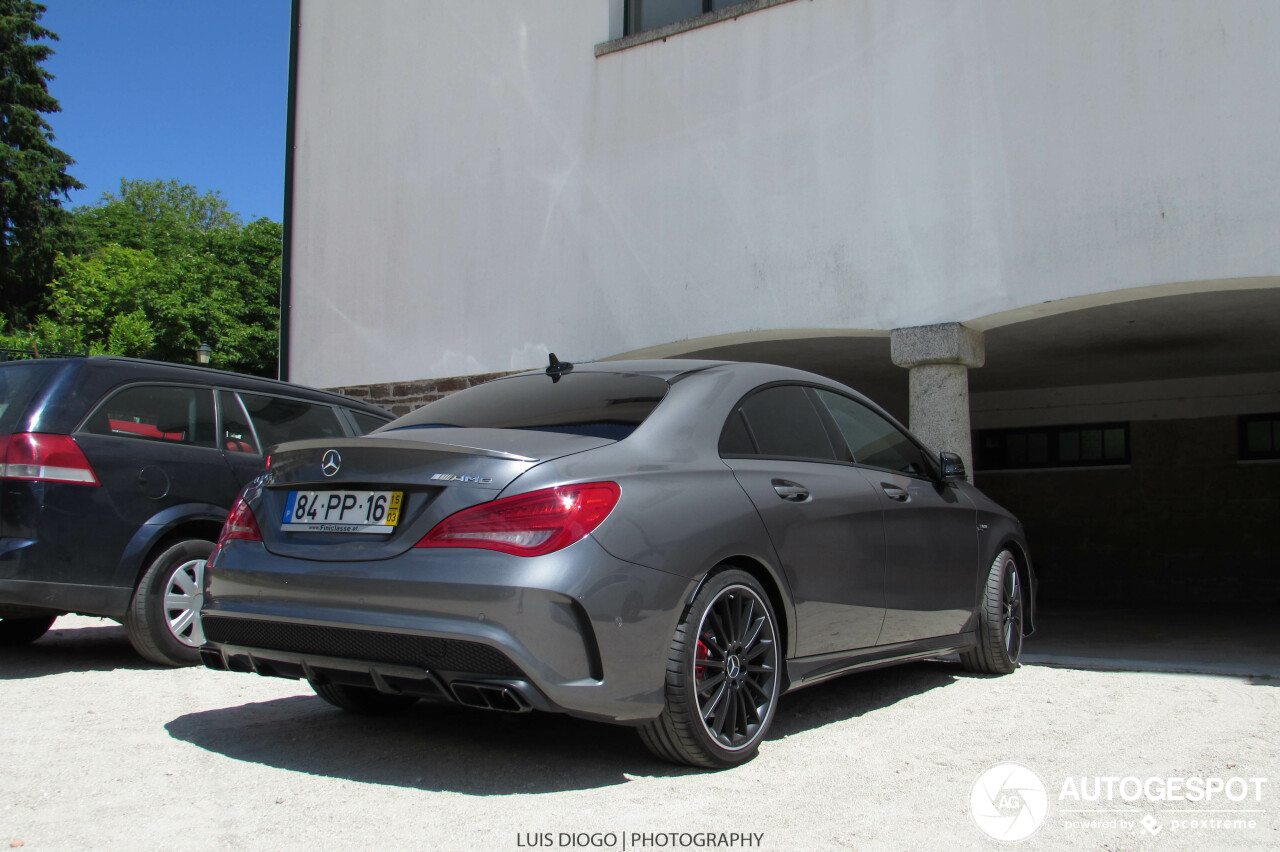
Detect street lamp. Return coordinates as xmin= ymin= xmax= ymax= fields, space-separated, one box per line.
xmin=195 ymin=343 xmax=213 ymax=366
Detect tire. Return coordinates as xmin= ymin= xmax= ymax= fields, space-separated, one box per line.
xmin=961 ymin=549 xmax=1024 ymax=675
xmin=125 ymin=538 xmax=214 ymax=666
xmin=310 ymin=681 xmax=418 ymax=715
xmin=0 ymin=615 xmax=57 ymax=646
xmin=639 ymin=568 xmax=781 ymax=769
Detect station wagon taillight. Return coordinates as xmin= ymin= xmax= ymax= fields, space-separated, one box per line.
xmin=217 ymin=495 xmax=263 ymax=547
xmin=209 ymin=493 xmax=263 ymax=565
xmin=416 ymin=481 xmax=620 ymax=557
xmin=0 ymin=433 xmax=100 ymax=485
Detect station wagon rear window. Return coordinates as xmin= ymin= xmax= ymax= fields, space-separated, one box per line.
xmin=388 ymin=372 xmax=669 ymax=441
xmin=0 ymin=361 xmax=61 ymax=434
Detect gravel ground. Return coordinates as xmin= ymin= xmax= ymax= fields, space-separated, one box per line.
xmin=2 ymin=616 xmax=1276 ymax=852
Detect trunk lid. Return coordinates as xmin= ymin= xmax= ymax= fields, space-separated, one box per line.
xmin=255 ymin=427 xmax=612 ymax=560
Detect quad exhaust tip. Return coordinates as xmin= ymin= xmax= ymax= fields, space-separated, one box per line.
xmin=451 ymin=682 xmax=532 ymax=713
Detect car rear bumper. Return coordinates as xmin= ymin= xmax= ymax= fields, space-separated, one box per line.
xmin=0 ymin=575 xmax=130 ymax=619
xmin=200 ymin=535 xmax=695 ymax=724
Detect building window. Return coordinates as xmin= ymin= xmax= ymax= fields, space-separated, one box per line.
xmin=975 ymin=423 xmax=1130 ymax=471
xmin=625 ymin=0 xmax=745 ymax=36
xmin=1239 ymin=413 xmax=1280 ymax=461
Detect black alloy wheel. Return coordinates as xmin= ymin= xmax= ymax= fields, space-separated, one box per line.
xmin=961 ymin=549 xmax=1023 ymax=675
xmin=640 ymin=568 xmax=780 ymax=768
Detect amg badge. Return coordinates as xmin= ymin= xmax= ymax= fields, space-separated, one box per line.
xmin=430 ymin=473 xmax=494 ymax=485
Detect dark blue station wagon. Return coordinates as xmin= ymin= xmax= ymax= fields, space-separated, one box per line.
xmin=0 ymin=356 xmax=391 ymax=664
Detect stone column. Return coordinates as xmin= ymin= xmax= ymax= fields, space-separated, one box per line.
xmin=890 ymin=323 xmax=985 ymax=480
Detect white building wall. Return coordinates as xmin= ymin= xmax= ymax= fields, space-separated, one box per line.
xmin=289 ymin=0 xmax=1280 ymax=387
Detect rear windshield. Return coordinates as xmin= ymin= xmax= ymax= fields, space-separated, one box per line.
xmin=387 ymin=372 xmax=669 ymax=441
xmin=0 ymin=361 xmax=62 ymax=434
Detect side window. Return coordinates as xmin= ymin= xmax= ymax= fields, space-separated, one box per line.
xmin=722 ymin=385 xmax=837 ymax=462
xmin=238 ymin=392 xmax=345 ymax=450
xmin=83 ymin=385 xmax=216 ymax=448
xmin=218 ymin=390 xmax=260 ymax=454
xmin=718 ymin=408 xmax=756 ymax=455
xmin=348 ymin=409 xmax=390 ymax=435
xmin=815 ymin=390 xmax=928 ymax=476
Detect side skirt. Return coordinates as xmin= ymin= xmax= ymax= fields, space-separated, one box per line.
xmin=784 ymin=632 xmax=977 ymax=692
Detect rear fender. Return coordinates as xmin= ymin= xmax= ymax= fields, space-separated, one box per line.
xmin=112 ymin=502 xmax=228 ymax=590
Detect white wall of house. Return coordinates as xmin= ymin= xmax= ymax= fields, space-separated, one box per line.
xmin=289 ymin=0 xmax=1280 ymax=388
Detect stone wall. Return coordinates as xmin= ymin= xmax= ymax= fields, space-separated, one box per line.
xmin=327 ymin=371 xmax=518 ymax=417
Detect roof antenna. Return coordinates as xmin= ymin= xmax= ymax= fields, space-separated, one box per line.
xmin=546 ymin=352 xmax=574 ymax=382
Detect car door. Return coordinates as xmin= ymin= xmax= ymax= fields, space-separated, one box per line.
xmin=812 ymin=389 xmax=978 ymax=645
xmin=75 ymin=384 xmax=238 ymax=585
xmin=719 ymin=384 xmax=887 ymax=655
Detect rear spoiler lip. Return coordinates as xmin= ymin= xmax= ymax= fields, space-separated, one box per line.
xmin=269 ymin=436 xmax=539 ymax=463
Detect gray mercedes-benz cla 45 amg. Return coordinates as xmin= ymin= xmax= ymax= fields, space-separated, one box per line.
xmin=200 ymin=359 xmax=1034 ymax=768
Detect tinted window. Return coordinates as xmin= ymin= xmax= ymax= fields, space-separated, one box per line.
xmin=976 ymin=422 xmax=1130 ymax=470
xmin=815 ymin=390 xmax=927 ymax=475
xmin=239 ymin=393 xmax=344 ymax=449
xmin=389 ymin=372 xmax=669 ymax=441
xmin=731 ymin=385 xmax=837 ymax=462
xmin=626 ymin=0 xmax=742 ymax=35
xmin=0 ymin=361 xmax=60 ymax=434
xmin=349 ymin=410 xmax=390 ymax=435
xmin=218 ymin=390 xmax=260 ymax=454
xmin=718 ymin=408 xmax=755 ymax=455
xmin=83 ymin=385 xmax=216 ymax=448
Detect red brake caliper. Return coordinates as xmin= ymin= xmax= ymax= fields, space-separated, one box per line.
xmin=695 ymin=637 xmax=710 ymax=679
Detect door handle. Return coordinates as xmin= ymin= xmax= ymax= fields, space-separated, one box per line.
xmin=771 ymin=479 xmax=810 ymax=502
xmin=881 ymin=484 xmax=910 ymax=503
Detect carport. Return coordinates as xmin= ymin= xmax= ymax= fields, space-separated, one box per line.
xmin=612 ymin=282 xmax=1280 ymax=646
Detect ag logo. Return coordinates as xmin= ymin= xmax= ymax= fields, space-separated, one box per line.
xmin=970 ymin=763 xmax=1048 ymax=842
xmin=321 ymin=449 xmax=342 ymax=477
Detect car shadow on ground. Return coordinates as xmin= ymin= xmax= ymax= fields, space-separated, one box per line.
xmin=0 ymin=621 xmax=156 ymax=679
xmin=165 ymin=660 xmax=959 ymax=793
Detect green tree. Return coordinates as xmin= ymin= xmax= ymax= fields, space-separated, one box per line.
xmin=5 ymin=180 xmax=283 ymax=376
xmin=71 ymin=178 xmax=241 ymax=254
xmin=0 ymin=0 xmax=83 ymax=325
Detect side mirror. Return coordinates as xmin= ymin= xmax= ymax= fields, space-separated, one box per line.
xmin=939 ymin=451 xmax=967 ymax=481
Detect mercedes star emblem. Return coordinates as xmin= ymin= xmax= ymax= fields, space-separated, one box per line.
xmin=321 ymin=449 xmax=342 ymax=477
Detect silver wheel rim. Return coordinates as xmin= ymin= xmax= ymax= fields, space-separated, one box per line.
xmin=1002 ymin=559 xmax=1023 ymax=662
xmin=693 ymin=584 xmax=778 ymax=752
xmin=164 ymin=558 xmax=207 ymax=648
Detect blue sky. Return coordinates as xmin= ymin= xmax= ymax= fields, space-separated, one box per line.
xmin=39 ymin=0 xmax=291 ymax=222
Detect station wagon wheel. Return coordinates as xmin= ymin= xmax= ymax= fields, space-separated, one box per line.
xmin=961 ymin=549 xmax=1023 ymax=675
xmin=125 ymin=538 xmax=214 ymax=666
xmin=0 ymin=615 xmax=57 ymax=646
xmin=639 ymin=568 xmax=780 ymax=768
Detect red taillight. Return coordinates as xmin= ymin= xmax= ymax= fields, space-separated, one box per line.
xmin=416 ymin=481 xmax=620 ymax=557
xmin=216 ymin=495 xmax=263 ymax=550
xmin=0 ymin=433 xmax=99 ymax=485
